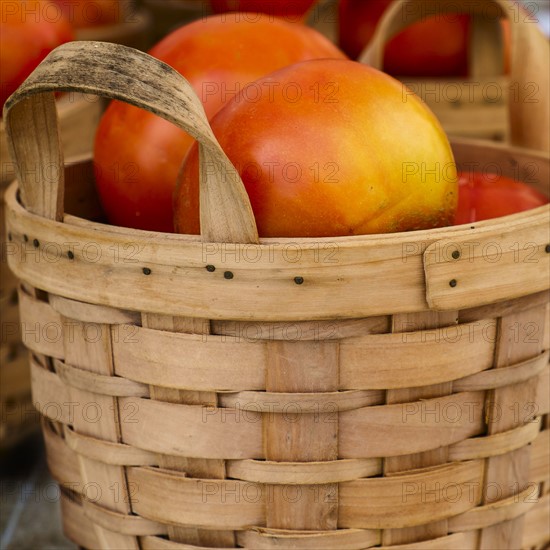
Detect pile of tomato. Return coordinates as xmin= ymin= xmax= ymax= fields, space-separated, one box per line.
xmin=2 ymin=0 xmax=546 ymax=237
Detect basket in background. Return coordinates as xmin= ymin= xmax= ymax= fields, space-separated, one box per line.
xmin=360 ymin=0 xmax=550 ymax=147
xmin=142 ymin=0 xmax=209 ymax=42
xmin=73 ymin=0 xmax=153 ymax=50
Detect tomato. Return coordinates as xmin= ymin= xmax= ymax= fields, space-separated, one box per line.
xmin=175 ymin=59 xmax=457 ymax=238
xmin=210 ymin=0 xmax=316 ymax=20
xmin=94 ymin=13 xmax=346 ymax=233
xmin=0 ymin=0 xmax=74 ymax=109
xmin=338 ymin=0 xmax=470 ymax=77
xmin=455 ymin=172 xmax=548 ymax=224
xmin=50 ymin=0 xmax=121 ymax=28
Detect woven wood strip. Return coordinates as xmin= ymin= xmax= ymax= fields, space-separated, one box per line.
xmin=339 ymin=461 xmax=484 ymax=529
xmin=219 ymin=390 xmax=383 ymax=412
xmin=340 ymin=320 xmax=496 ymax=389
xmin=60 ymin=493 xmax=101 ymax=550
xmin=49 ymin=294 xmax=141 ymax=324
xmin=140 ymin=537 xmax=235 ymax=550
xmin=226 ymin=459 xmax=382 ymax=485
xmin=529 ymin=429 xmax=550 ymax=484
xmin=112 ymin=320 xmax=497 ymax=391
xmin=82 ymin=499 xmax=166 ymax=537
xmin=448 ymin=486 xmax=539 ymax=531
xmin=459 ymin=292 xmax=550 ymax=324
xmin=211 ymin=316 xmax=390 ymax=340
xmin=119 ymin=397 xmax=263 ymax=459
xmin=377 ymin=531 xmax=478 ymax=550
xmin=48 ymin=423 xmax=546 ymax=485
xmin=60 ymin=314 xmax=139 ymax=549
xmin=453 ymin=351 xmax=549 ymax=392
xmin=113 ymin=326 xmax=267 ymax=392
xmin=42 ymin=420 xmax=81 ymax=489
xmin=521 ymin=492 xmax=550 ymax=549
xmin=479 ymin=304 xmax=547 ymax=547
xmin=126 ymin=467 xmax=265 ymax=530
xmin=537 ymin=364 xmax=550 ymax=415
xmin=339 ymin=391 xmax=486 ymax=459
xmin=18 ymin=287 xmax=64 ymax=359
xmin=448 ymin=418 xmax=542 ymax=461
xmin=5 ymin=182 xmax=549 ymax=320
xmin=33 ymin=361 xmax=550 ymax=464
xmin=236 ymin=528 xmax=380 ymax=550
xmin=125 ymin=462 xmax=485 ymax=531
xmin=54 ymin=359 xmax=150 ymax=397
xmin=17 ymin=286 xmax=547 ymax=396
xmin=262 ymin=340 xmax=339 ymax=530
xmin=31 ymin=360 xmax=72 ymax=424
xmin=142 ymin=313 xmax=236 ymax=548
xmin=64 ymin=426 xmax=158 ymax=466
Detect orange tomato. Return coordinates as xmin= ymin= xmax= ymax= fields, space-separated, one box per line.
xmin=175 ymin=59 xmax=457 ymax=238
xmin=339 ymin=0 xmax=470 ymax=77
xmin=455 ymin=172 xmax=548 ymax=224
xmin=1 ymin=0 xmax=74 ymax=109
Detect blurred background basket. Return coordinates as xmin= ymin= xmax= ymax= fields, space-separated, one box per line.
xmin=141 ymin=0 xmax=209 ymax=42
xmin=2 ymin=33 xmax=549 ymax=548
xmin=360 ymin=0 xmax=550 ymax=146
xmin=72 ymin=0 xmax=152 ymax=50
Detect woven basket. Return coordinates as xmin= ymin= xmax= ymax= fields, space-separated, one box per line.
xmin=3 ymin=40 xmax=550 ymax=549
xmin=0 ymin=93 xmax=102 ymax=450
xmin=355 ymin=0 xmax=550 ymax=147
xmin=74 ymin=0 xmax=152 ymax=50
xmin=143 ymin=0 xmax=209 ymax=41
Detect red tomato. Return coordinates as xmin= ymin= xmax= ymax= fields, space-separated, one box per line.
xmin=455 ymin=172 xmax=548 ymax=225
xmin=338 ymin=0 xmax=470 ymax=77
xmin=50 ymin=0 xmax=121 ymax=28
xmin=210 ymin=0 xmax=316 ymax=20
xmin=0 ymin=0 xmax=74 ymax=108
xmin=175 ymin=59 xmax=457 ymax=238
xmin=94 ymin=14 xmax=346 ymax=233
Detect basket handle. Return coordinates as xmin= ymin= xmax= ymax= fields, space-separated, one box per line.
xmin=3 ymin=41 xmax=259 ymax=244
xmin=359 ymin=0 xmax=550 ymax=152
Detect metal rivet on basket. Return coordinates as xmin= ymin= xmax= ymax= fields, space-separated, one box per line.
xmin=206 ymin=265 xmax=216 ymax=272
xmin=33 ymin=239 xmax=39 ymax=248
xmin=449 ymin=279 xmax=458 ymax=288
xmin=294 ymin=276 xmax=304 ymax=285
xmin=224 ymin=271 xmax=234 ymax=280
xmin=451 ymin=250 xmax=460 ymax=260
xmin=67 ymin=250 xmax=74 ymax=260
xmin=23 ymin=234 xmax=28 ymax=242
xmin=545 ymin=244 xmax=550 ymax=253
xmin=142 ymin=267 xmax=152 ymax=275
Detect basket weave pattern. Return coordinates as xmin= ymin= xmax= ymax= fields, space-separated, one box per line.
xmin=2 ymin=38 xmax=549 ymax=548
xmin=17 ymin=285 xmax=550 ymax=549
